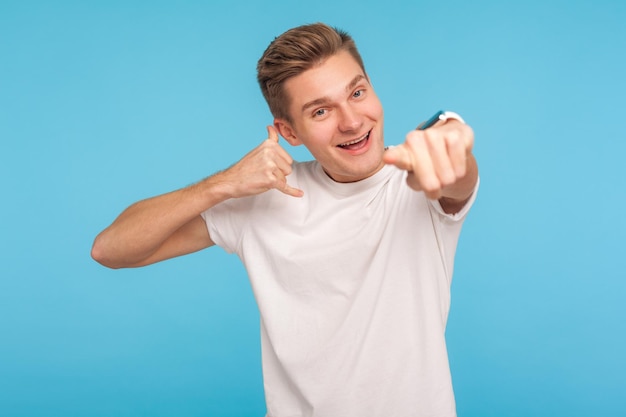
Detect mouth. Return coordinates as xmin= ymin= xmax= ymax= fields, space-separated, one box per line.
xmin=337 ymin=131 xmax=371 ymax=151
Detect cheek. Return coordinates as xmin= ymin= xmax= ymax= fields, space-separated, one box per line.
xmin=359 ymin=95 xmax=383 ymax=121
xmin=372 ymin=97 xmax=384 ymax=118
xmin=305 ymin=123 xmax=335 ymax=145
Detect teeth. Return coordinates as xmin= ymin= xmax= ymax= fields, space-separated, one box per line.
xmin=339 ymin=132 xmax=369 ymax=147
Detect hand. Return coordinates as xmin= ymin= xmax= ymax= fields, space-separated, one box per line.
xmin=383 ymin=120 xmax=474 ymax=200
xmin=222 ymin=126 xmax=304 ymax=198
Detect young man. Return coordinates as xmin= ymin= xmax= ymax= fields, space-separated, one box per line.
xmin=92 ymin=23 xmax=478 ymax=417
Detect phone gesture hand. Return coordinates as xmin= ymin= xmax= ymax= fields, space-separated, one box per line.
xmin=224 ymin=126 xmax=304 ymax=199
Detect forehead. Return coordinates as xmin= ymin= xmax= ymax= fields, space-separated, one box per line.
xmin=283 ymin=50 xmax=367 ymax=116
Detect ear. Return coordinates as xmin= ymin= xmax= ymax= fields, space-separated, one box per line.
xmin=274 ymin=119 xmax=302 ymax=146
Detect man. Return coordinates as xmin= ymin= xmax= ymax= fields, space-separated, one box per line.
xmin=92 ymin=22 xmax=478 ymax=417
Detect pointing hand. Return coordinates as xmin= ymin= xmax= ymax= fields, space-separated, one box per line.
xmin=383 ymin=120 xmax=474 ymax=200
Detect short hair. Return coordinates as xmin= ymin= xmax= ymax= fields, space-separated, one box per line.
xmin=257 ymin=22 xmax=366 ymax=123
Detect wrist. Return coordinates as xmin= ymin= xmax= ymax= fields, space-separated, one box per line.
xmin=439 ymin=111 xmax=465 ymax=125
xmin=196 ymin=171 xmax=238 ymax=204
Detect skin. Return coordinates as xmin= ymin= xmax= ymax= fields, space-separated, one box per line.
xmin=275 ymin=50 xmax=386 ymax=184
xmin=91 ymin=50 xmax=478 ymax=269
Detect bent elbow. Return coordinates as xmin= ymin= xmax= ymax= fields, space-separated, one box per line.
xmin=91 ymin=236 xmax=121 ymax=269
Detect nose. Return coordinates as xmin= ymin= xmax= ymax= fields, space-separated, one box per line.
xmin=338 ymin=105 xmax=362 ymax=133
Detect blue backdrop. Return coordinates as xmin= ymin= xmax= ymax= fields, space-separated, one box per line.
xmin=1 ymin=1 xmax=625 ymax=416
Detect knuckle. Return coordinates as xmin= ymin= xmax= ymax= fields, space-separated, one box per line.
xmin=421 ymin=129 xmax=434 ymax=143
xmin=405 ymin=131 xmax=422 ymax=146
xmin=423 ymin=130 xmax=444 ymax=149
xmin=454 ymin=124 xmax=474 ymax=148
xmin=257 ymin=147 xmax=271 ymax=161
xmin=263 ymin=160 xmax=276 ymax=172
xmin=446 ymin=130 xmax=461 ymax=146
xmin=421 ymin=178 xmax=441 ymax=193
xmin=275 ymin=177 xmax=288 ymax=191
xmin=440 ymin=172 xmax=457 ymax=187
xmin=406 ymin=130 xmax=420 ymax=140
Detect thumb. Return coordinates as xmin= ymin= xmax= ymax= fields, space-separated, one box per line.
xmin=383 ymin=144 xmax=414 ymax=171
xmin=267 ymin=125 xmax=280 ymax=143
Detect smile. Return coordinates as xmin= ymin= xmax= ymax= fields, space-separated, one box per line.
xmin=337 ymin=131 xmax=370 ymax=149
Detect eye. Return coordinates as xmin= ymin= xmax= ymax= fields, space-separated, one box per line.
xmin=313 ymin=108 xmax=327 ymax=118
xmin=353 ymin=89 xmax=365 ymax=99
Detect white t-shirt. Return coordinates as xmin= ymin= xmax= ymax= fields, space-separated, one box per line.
xmin=202 ymin=161 xmax=477 ymax=417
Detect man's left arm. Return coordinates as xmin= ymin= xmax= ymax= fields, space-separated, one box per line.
xmin=383 ymin=117 xmax=478 ymax=214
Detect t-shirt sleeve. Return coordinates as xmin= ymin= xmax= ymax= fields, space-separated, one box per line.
xmin=201 ymin=197 xmax=254 ymax=254
xmin=426 ymin=177 xmax=479 ymax=284
xmin=428 ymin=177 xmax=480 ymax=222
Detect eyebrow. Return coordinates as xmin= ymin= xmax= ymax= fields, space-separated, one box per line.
xmin=300 ymin=74 xmax=368 ymax=114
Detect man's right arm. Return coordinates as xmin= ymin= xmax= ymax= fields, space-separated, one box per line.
xmin=91 ymin=126 xmax=303 ymax=269
xmin=91 ymin=175 xmax=226 ymax=269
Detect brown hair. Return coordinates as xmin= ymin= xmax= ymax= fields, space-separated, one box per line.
xmin=257 ymin=22 xmax=366 ymax=123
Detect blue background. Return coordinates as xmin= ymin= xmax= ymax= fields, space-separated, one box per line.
xmin=1 ymin=1 xmax=625 ymax=416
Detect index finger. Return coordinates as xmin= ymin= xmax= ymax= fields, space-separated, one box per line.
xmin=383 ymin=144 xmax=414 ymax=171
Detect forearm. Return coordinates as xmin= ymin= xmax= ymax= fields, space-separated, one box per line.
xmin=91 ymin=171 xmax=232 ymax=268
xmin=92 ymin=127 xmax=301 ymax=269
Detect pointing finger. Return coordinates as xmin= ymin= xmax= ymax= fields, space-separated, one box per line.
xmin=383 ymin=144 xmax=414 ymax=171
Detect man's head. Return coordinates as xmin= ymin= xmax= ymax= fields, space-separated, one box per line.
xmin=257 ymin=23 xmax=366 ymax=123
xmin=257 ymin=23 xmax=385 ymax=183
